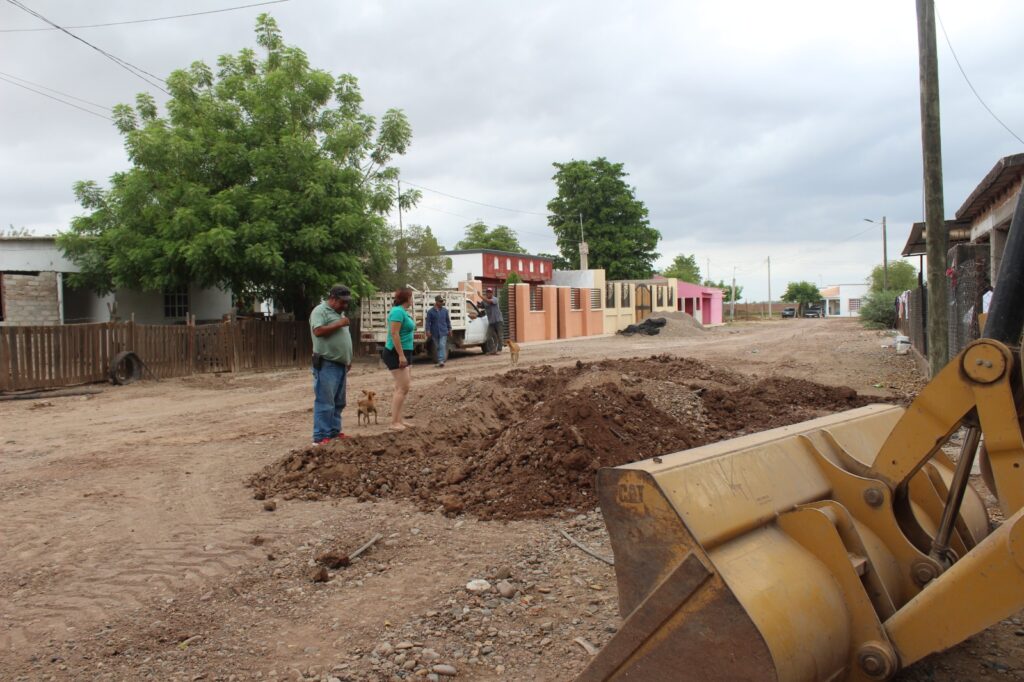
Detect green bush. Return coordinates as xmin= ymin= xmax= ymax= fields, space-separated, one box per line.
xmin=859 ymin=289 xmax=901 ymax=329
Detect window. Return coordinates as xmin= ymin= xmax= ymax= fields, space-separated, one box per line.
xmin=605 ymin=282 xmax=615 ymax=308
xmin=540 ymin=262 xmax=545 ymax=273
xmin=621 ymin=283 xmax=631 ymax=307
xmin=506 ymin=258 xmax=511 ymax=269
xmin=529 ymin=261 xmax=535 ymax=273
xmin=590 ymin=288 xmax=602 ymax=310
xmin=657 ymin=287 xmax=664 ymax=307
xmin=570 ymin=288 xmax=582 ymax=310
xmin=493 ymin=256 xmax=499 ymax=268
xmin=163 ymin=289 xmax=189 ymax=318
xmin=517 ymin=259 xmax=523 ymax=271
xmin=848 ymin=298 xmax=862 ymax=314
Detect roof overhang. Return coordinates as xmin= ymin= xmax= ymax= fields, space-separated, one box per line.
xmin=901 ymin=220 xmax=972 ymax=257
xmin=955 ymin=153 xmax=1024 ymax=223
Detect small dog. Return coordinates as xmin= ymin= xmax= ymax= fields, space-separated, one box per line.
xmin=507 ymin=340 xmax=521 ymax=367
xmin=357 ymin=389 xmax=378 ymax=426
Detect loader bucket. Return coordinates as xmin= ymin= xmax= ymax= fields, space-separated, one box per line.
xmin=577 ymin=404 xmax=989 ymax=682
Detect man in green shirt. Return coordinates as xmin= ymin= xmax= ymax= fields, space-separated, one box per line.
xmin=309 ymin=284 xmax=354 ymax=444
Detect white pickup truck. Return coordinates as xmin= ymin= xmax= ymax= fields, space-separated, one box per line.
xmin=359 ymin=289 xmax=496 ymax=356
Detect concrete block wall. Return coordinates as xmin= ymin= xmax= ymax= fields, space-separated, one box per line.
xmin=1 ymin=272 xmax=61 ymax=326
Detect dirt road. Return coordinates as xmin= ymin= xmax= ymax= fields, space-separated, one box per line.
xmin=2 ymin=318 xmax=1014 ymax=681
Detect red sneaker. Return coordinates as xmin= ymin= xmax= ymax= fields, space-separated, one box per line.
xmin=334 ymin=433 xmax=349 ymax=440
xmin=312 ymin=438 xmax=332 ymax=446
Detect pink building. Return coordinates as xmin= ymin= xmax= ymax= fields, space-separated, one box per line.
xmin=676 ymin=282 xmax=724 ymax=325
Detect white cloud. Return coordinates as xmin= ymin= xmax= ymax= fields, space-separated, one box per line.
xmin=2 ymin=0 xmax=1022 ymax=300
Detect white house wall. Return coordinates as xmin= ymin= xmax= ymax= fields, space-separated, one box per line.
xmin=823 ymin=284 xmax=869 ymax=317
xmin=0 ymin=238 xmax=78 ymax=272
xmin=114 ymin=286 xmax=233 ymax=324
xmin=550 ymin=269 xmax=598 ymax=288
xmin=444 ymin=253 xmax=482 ymax=288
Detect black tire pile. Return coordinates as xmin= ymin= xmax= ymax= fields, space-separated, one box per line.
xmin=618 ymin=317 xmax=667 ymax=336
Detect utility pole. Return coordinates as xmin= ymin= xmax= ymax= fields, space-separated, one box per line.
xmin=578 ymin=213 xmax=589 ymax=270
xmin=730 ymin=266 xmax=736 ymax=322
xmin=864 ymin=216 xmax=890 ymax=289
xmin=917 ymin=0 xmax=949 ymax=376
xmin=882 ymin=215 xmax=889 ymax=289
xmin=706 ymin=258 xmax=711 ymax=284
xmin=766 ymin=256 xmax=772 ymax=319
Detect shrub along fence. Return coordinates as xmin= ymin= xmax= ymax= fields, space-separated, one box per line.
xmin=0 ymin=319 xmax=313 ymax=392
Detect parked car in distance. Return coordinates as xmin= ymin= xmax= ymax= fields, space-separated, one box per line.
xmin=781 ymin=307 xmax=796 ymax=318
xmin=803 ymin=305 xmax=823 ymax=318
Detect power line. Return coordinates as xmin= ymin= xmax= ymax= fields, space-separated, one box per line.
xmin=936 ymin=10 xmax=1024 ymax=146
xmin=418 ymin=203 xmax=555 ymax=241
xmin=0 ymin=0 xmax=289 ymax=32
xmin=5 ymin=0 xmax=170 ymax=95
xmin=0 ymin=75 xmax=112 ymax=120
xmin=403 ymin=180 xmax=548 ymax=217
xmin=0 ymin=70 xmax=112 ymax=111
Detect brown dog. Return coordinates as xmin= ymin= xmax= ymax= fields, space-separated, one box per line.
xmin=507 ymin=340 xmax=520 ymax=367
xmin=357 ymin=389 xmax=378 ymax=425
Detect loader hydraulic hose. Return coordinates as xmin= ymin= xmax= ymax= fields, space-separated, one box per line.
xmin=984 ymin=188 xmax=1024 ymax=346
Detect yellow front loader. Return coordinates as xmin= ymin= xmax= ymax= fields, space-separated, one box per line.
xmin=579 ymin=198 xmax=1024 ymax=681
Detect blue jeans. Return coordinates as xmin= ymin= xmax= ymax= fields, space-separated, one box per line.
xmin=433 ymin=334 xmax=449 ymax=364
xmin=312 ymin=361 xmax=347 ymax=441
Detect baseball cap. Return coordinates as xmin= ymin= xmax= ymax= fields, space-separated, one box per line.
xmin=328 ymin=284 xmax=352 ymax=300
xmin=435 ymin=295 xmax=445 ymax=303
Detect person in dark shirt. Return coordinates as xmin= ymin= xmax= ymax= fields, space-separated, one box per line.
xmin=482 ymin=287 xmax=503 ymax=355
xmin=425 ymin=295 xmax=452 ymax=367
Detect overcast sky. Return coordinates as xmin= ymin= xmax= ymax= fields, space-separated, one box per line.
xmin=2 ymin=0 xmax=1022 ymax=300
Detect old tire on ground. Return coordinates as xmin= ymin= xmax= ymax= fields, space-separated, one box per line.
xmin=110 ymin=351 xmax=144 ymax=385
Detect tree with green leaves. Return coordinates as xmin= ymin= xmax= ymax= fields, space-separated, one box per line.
xmin=867 ymin=260 xmax=918 ymax=293
xmin=662 ymin=254 xmax=701 ymax=284
xmin=546 ymin=158 xmax=660 ymax=279
xmin=859 ymin=289 xmax=900 ymax=329
xmin=370 ymin=224 xmax=450 ymax=292
xmin=58 ymin=14 xmax=417 ymax=318
xmin=455 ymin=221 xmax=524 ymax=252
xmin=3 ymin=225 xmax=31 ymax=237
xmin=703 ymin=279 xmax=743 ymax=303
xmin=537 ymin=252 xmax=572 ymax=270
xmin=781 ymin=281 xmax=823 ymax=314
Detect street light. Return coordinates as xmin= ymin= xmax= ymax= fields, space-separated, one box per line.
xmin=864 ymin=216 xmax=888 ymax=290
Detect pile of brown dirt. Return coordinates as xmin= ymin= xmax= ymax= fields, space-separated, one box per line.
xmin=248 ymin=356 xmax=880 ymax=519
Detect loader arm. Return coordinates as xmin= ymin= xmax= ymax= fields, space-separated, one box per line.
xmin=578 ymin=191 xmax=1024 ymax=681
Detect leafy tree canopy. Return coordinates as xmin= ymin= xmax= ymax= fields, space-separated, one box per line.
xmin=868 ymin=260 xmax=918 ymax=293
xmin=662 ymin=254 xmax=701 ymax=284
xmin=537 ymin=252 xmax=572 ymax=270
xmin=58 ymin=14 xmax=417 ymax=317
xmin=369 ymin=224 xmax=450 ymax=292
xmin=546 ymin=158 xmax=660 ymax=279
xmin=703 ymin=279 xmax=743 ymax=303
xmin=455 ymin=221 xmax=524 ymax=253
xmin=781 ymin=280 xmax=823 ymax=312
xmin=859 ymin=288 xmax=901 ymax=329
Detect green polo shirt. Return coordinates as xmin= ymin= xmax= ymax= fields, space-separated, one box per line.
xmin=309 ymin=301 xmax=352 ymax=364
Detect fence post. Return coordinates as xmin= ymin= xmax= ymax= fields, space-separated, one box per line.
xmin=187 ymin=314 xmax=196 ymax=374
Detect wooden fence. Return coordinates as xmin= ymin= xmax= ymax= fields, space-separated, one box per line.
xmin=0 ymin=319 xmax=313 ymax=392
